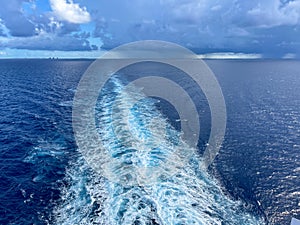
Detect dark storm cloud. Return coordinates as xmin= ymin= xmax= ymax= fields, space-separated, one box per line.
xmin=89 ymin=0 xmax=255 ymax=50
xmin=87 ymin=0 xmax=300 ymax=57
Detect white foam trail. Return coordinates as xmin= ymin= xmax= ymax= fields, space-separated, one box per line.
xmin=53 ymin=78 xmax=264 ymax=225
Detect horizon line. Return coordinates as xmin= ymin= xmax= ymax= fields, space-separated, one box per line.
xmin=0 ymin=57 xmax=298 ymax=60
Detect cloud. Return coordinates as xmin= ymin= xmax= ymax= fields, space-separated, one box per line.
xmin=0 ymin=33 xmax=98 ymax=51
xmin=0 ymin=0 xmax=299 ymax=57
xmin=0 ymin=48 xmax=105 ymax=58
xmin=87 ymin=0 xmax=300 ymax=57
xmin=0 ymin=26 xmax=5 ymax=37
xmin=32 ymin=15 xmax=80 ymax=36
xmin=197 ymin=52 xmax=262 ymax=59
xmin=49 ymin=0 xmax=91 ymax=24
xmin=247 ymin=0 xmax=300 ymax=27
xmin=0 ymin=0 xmax=81 ymax=37
xmin=91 ymin=0 xmax=249 ymax=51
xmin=282 ymin=53 xmax=296 ymax=59
xmin=0 ymin=0 xmax=98 ymax=51
xmin=0 ymin=0 xmax=36 ymax=36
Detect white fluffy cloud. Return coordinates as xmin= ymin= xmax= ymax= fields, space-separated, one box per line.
xmin=49 ymin=0 xmax=91 ymax=24
xmin=247 ymin=0 xmax=300 ymax=27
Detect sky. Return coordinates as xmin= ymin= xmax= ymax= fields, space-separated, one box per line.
xmin=0 ymin=0 xmax=300 ymax=58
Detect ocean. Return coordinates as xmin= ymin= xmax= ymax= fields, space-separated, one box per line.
xmin=0 ymin=59 xmax=299 ymax=225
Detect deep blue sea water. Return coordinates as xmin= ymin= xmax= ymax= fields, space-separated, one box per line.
xmin=0 ymin=59 xmax=299 ymax=225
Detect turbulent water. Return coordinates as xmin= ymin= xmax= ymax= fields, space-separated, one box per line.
xmin=53 ymin=77 xmax=264 ymax=224
xmin=0 ymin=59 xmax=299 ymax=225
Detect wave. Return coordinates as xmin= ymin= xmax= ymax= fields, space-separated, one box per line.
xmin=52 ymin=77 xmax=265 ymax=225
